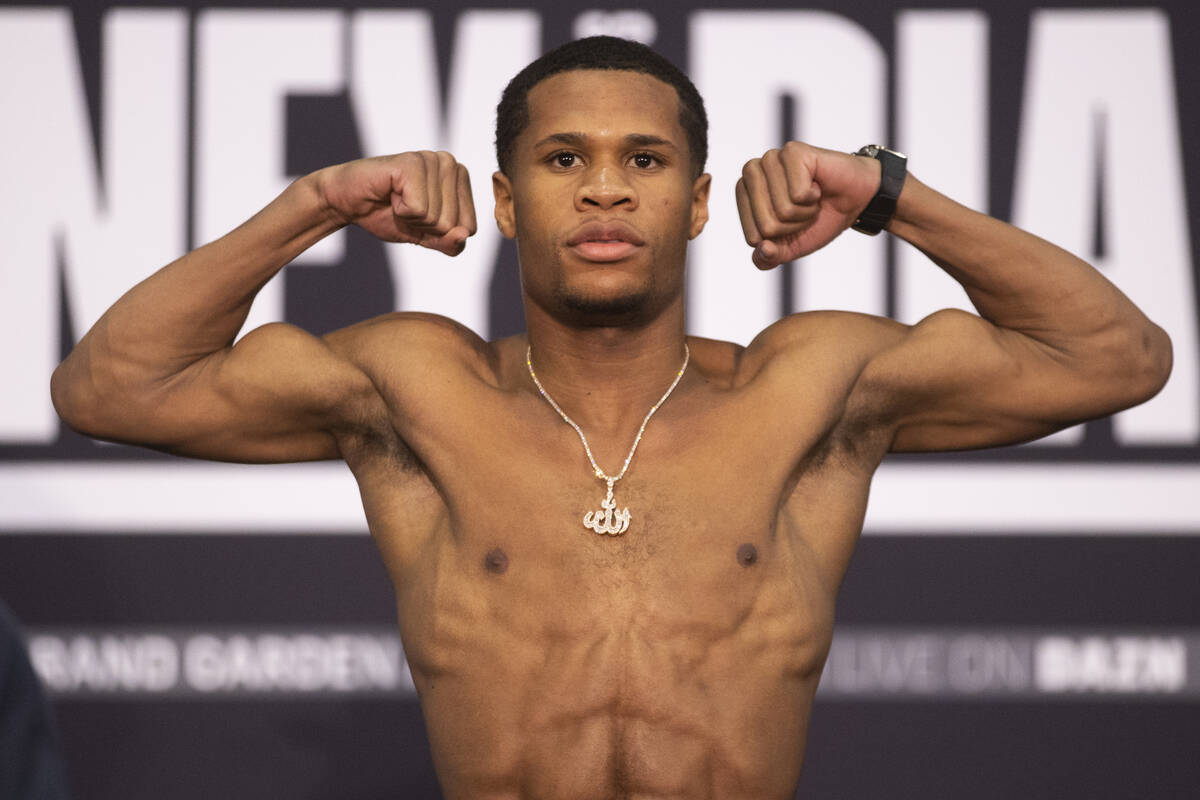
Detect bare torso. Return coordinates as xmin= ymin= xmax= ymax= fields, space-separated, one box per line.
xmin=336 ymin=321 xmax=887 ymax=799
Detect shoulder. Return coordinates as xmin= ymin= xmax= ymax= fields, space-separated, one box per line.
xmin=737 ymin=312 xmax=917 ymax=455
xmin=324 ymin=311 xmax=485 ymax=356
xmin=734 ymin=310 xmax=908 ymax=388
xmin=683 ymin=313 xmax=914 ymax=472
xmin=322 ymin=311 xmax=499 ymax=387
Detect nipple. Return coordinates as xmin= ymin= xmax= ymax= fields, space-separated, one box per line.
xmin=484 ymin=547 xmax=509 ymax=574
xmin=736 ymin=543 xmax=758 ymax=567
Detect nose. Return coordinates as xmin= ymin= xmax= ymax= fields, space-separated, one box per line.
xmin=575 ymin=164 xmax=637 ymax=211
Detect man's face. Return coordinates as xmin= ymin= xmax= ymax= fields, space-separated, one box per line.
xmin=493 ymin=69 xmax=711 ymax=325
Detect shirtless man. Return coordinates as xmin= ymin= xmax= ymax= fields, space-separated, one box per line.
xmin=51 ymin=36 xmax=1170 ymax=799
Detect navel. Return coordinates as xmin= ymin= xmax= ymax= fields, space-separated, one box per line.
xmin=484 ymin=547 xmax=509 ymax=575
xmin=736 ymin=543 xmax=758 ymax=567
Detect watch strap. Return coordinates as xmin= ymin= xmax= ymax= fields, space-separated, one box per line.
xmin=851 ymin=145 xmax=907 ymax=235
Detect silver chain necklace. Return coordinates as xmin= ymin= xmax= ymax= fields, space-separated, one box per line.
xmin=526 ymin=343 xmax=690 ymax=535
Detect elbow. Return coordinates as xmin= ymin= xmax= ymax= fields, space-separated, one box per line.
xmin=50 ymin=359 xmax=100 ymax=436
xmin=50 ymin=355 xmax=124 ymax=439
xmin=1134 ymin=321 xmax=1173 ymax=401
xmin=1103 ymin=320 xmax=1173 ymax=409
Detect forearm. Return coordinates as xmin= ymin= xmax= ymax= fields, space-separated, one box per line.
xmin=53 ymin=172 xmax=341 ymax=401
xmin=887 ymin=176 xmax=1171 ymax=379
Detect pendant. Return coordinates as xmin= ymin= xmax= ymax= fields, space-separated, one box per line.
xmin=583 ymin=478 xmax=631 ymax=535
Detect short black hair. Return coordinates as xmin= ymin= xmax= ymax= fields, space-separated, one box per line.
xmin=495 ymin=36 xmax=708 ymax=178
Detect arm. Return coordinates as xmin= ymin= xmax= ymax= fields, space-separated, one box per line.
xmin=736 ymin=141 xmax=1172 ymax=451
xmin=50 ymin=151 xmax=477 ymax=462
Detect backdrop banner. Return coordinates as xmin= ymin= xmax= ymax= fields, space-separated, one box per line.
xmin=1 ymin=2 xmax=1197 ymax=797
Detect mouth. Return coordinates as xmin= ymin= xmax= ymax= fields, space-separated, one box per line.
xmin=566 ymin=222 xmax=645 ymax=262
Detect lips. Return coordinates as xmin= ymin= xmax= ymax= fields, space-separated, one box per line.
xmin=565 ymin=222 xmax=645 ymax=262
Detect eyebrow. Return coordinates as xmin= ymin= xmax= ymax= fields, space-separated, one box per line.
xmin=533 ymin=132 xmax=678 ymax=151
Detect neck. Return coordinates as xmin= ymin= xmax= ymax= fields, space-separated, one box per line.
xmin=524 ymin=295 xmax=689 ymax=436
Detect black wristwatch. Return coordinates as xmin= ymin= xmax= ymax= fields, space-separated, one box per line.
xmin=850 ymin=145 xmax=907 ymax=235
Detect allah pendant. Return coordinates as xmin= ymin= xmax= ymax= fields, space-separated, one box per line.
xmin=583 ymin=478 xmax=631 ymax=535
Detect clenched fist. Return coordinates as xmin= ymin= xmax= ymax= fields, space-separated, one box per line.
xmin=315 ymin=151 xmax=477 ymax=256
xmin=735 ymin=141 xmax=884 ymax=269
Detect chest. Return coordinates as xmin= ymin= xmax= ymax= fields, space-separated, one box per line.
xmin=446 ymin=399 xmax=782 ymax=546
xmin=411 ymin=397 xmax=820 ymax=608
xmin=366 ymin=371 xmax=854 ymax=606
xmin=359 ymin=392 xmax=843 ymax=688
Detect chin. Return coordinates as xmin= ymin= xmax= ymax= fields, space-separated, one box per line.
xmin=556 ymin=284 xmax=656 ymax=324
xmin=547 ymin=262 xmax=651 ymax=313
xmin=552 ymin=272 xmax=676 ymax=326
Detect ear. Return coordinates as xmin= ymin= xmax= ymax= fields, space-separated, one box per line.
xmin=688 ymin=172 xmax=712 ymax=240
xmin=492 ymin=171 xmax=516 ymax=239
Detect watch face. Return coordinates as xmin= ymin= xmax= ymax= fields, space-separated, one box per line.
xmin=858 ymin=144 xmax=908 ymax=161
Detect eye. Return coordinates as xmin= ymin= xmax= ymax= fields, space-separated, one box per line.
xmin=630 ymin=152 xmax=659 ymax=169
xmin=551 ymin=151 xmax=578 ymax=168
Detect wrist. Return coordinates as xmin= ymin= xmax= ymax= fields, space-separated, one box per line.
xmin=884 ymin=175 xmax=947 ymax=247
xmin=849 ymin=145 xmax=907 ymax=235
xmin=302 ymin=167 xmax=351 ymax=231
xmin=255 ymin=170 xmax=347 ymax=258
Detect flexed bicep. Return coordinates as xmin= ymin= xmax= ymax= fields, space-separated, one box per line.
xmin=57 ymin=321 xmax=383 ymax=463
xmin=857 ymin=308 xmax=1136 ymax=453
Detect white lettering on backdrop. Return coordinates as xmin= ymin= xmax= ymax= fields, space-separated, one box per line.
xmin=0 ymin=9 xmax=187 ymax=441
xmin=894 ymin=10 xmax=985 ymax=322
xmin=689 ymin=10 xmax=887 ymax=344
xmin=351 ymin=10 xmax=539 ymax=333
xmin=196 ymin=10 xmax=348 ymax=338
xmin=1014 ymin=9 xmax=1197 ymax=446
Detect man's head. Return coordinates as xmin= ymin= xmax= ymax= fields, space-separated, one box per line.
xmin=491 ymin=37 xmax=712 ymax=328
xmin=495 ymin=36 xmax=708 ymax=179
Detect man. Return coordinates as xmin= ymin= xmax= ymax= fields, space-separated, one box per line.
xmin=51 ymin=35 xmax=1170 ymax=799
xmin=0 ymin=601 xmax=74 ymax=800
